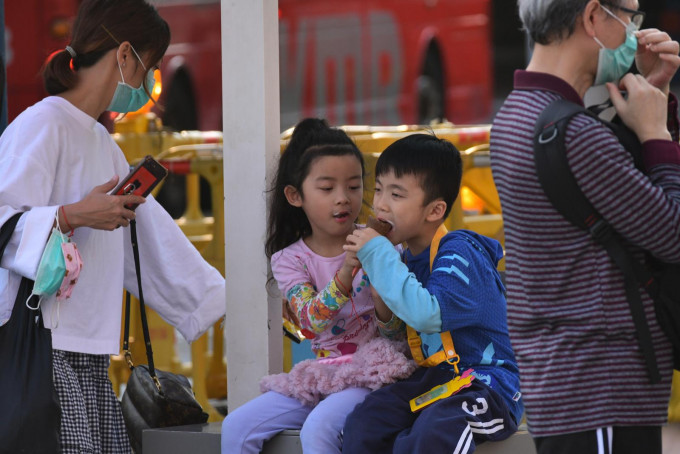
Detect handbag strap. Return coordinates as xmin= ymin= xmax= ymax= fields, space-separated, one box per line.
xmin=0 ymin=213 xmax=22 ymax=257
xmin=123 ymin=219 xmax=162 ymax=393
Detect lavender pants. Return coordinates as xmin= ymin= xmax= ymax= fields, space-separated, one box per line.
xmin=221 ymin=388 xmax=370 ymax=454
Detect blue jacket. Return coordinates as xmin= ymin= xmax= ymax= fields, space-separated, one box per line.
xmin=358 ymin=229 xmax=523 ymax=422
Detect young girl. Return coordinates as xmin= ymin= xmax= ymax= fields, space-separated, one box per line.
xmin=221 ymin=119 xmax=412 ymax=454
xmin=0 ymin=1 xmax=226 ymax=452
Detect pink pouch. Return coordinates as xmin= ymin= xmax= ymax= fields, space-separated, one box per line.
xmin=56 ymin=242 xmax=83 ymax=300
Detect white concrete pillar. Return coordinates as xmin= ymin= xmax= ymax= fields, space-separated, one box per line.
xmin=221 ymin=0 xmax=281 ymax=410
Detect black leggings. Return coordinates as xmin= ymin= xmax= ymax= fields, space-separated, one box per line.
xmin=534 ymin=426 xmax=661 ymax=454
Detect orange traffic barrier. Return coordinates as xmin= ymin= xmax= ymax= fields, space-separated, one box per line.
xmin=112 ymin=115 xmax=680 ymax=422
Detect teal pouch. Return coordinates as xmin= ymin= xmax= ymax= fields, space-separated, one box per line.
xmin=27 ymin=227 xmax=67 ymax=310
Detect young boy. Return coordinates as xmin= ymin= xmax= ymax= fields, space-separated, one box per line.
xmin=342 ymin=134 xmax=523 ymax=453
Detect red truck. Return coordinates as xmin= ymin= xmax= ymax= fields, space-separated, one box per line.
xmin=6 ymin=0 xmax=493 ymax=131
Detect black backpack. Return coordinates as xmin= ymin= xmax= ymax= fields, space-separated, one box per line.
xmin=533 ymin=98 xmax=680 ymax=384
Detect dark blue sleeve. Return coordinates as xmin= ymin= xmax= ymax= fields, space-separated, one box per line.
xmin=428 ymin=235 xmax=504 ymax=333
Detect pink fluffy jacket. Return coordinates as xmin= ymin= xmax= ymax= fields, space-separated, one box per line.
xmin=260 ymin=337 xmax=417 ymax=407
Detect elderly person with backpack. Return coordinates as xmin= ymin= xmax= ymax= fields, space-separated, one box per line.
xmin=490 ymin=1 xmax=680 ymax=453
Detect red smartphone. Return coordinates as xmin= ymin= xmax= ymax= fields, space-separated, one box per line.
xmin=111 ymin=155 xmax=168 ymax=209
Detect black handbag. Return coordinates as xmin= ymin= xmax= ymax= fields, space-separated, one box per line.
xmin=0 ymin=213 xmax=61 ymax=453
xmin=120 ymin=219 xmax=208 ymax=453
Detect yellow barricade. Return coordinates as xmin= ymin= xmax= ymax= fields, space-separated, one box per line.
xmin=281 ymin=123 xmax=502 ymax=260
xmin=156 ymin=145 xmax=227 ymax=415
xmin=112 ymin=115 xmax=679 ymax=423
xmin=114 ymin=121 xmax=504 ymax=399
xmin=111 ymin=119 xmax=225 ymax=422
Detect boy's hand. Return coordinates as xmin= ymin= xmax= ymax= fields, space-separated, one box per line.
xmin=344 ymin=227 xmax=381 ymax=253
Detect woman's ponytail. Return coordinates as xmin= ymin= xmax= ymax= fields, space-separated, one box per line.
xmin=42 ymin=49 xmax=78 ymax=96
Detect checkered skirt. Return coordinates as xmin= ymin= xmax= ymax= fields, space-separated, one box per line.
xmin=53 ymin=350 xmax=132 ymax=454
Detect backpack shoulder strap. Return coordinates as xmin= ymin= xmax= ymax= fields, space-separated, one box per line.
xmin=533 ymin=99 xmax=600 ymax=230
xmin=406 ymin=225 xmax=460 ymax=372
xmin=534 ymin=98 xmax=647 ymax=244
xmin=533 ymin=98 xmax=662 ymax=383
xmin=0 ymin=213 xmax=22 ymax=258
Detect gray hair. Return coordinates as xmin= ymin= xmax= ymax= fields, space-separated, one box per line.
xmin=518 ymin=0 xmax=624 ymax=45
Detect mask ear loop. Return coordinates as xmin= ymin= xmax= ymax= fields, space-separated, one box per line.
xmin=129 ymin=45 xmax=147 ymax=71
xmin=101 ymin=25 xmax=127 ymax=86
xmin=102 ymin=24 xmax=147 ymax=85
xmin=52 ymin=298 xmax=61 ymax=329
xmin=26 ymin=295 xmax=41 ymax=311
xmin=113 ymin=45 xmax=148 ymax=87
xmin=600 ymin=4 xmax=638 ymax=32
xmin=54 ymin=209 xmax=66 ymax=239
xmin=116 ymin=47 xmax=127 ymax=86
xmin=593 ymin=36 xmax=606 ymax=49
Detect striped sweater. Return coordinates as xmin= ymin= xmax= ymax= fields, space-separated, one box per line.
xmin=489 ymin=71 xmax=680 ymax=436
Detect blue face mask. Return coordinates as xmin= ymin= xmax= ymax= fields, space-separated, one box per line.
xmin=27 ymin=226 xmax=67 ymax=310
xmin=107 ymin=45 xmax=155 ymax=113
xmin=593 ymin=6 xmax=638 ymax=86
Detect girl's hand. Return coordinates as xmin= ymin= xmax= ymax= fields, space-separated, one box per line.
xmin=343 ymin=248 xmax=361 ymax=271
xmin=65 ymin=176 xmax=147 ymax=231
xmin=336 ymin=249 xmax=360 ymax=297
xmin=607 ymin=75 xmax=671 ymax=142
xmin=636 ymin=28 xmax=680 ymax=95
xmin=282 ymin=299 xmax=301 ymax=327
xmin=371 ymin=286 xmax=393 ymax=322
xmin=344 ymin=227 xmax=380 ymax=254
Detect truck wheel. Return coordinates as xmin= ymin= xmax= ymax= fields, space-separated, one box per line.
xmin=156 ymin=73 xmax=198 ymax=218
xmin=162 ymin=72 xmax=198 ymax=131
xmin=417 ymin=48 xmax=445 ymax=124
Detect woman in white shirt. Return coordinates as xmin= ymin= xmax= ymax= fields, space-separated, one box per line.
xmin=0 ymin=0 xmax=226 ymax=452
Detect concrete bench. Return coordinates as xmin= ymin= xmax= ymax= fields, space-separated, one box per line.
xmin=143 ymin=422 xmax=536 ymax=453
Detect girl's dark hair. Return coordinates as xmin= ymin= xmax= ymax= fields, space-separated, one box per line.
xmin=265 ymin=118 xmax=365 ymax=258
xmin=42 ymin=0 xmax=170 ymax=95
xmin=375 ymin=133 xmax=461 ymax=219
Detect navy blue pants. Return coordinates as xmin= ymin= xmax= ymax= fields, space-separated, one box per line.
xmin=342 ymin=367 xmax=517 ymax=454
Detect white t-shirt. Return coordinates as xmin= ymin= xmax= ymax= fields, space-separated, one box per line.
xmin=0 ymin=96 xmax=226 ymax=354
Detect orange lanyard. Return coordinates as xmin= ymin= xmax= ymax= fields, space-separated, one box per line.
xmin=405 ymin=225 xmax=460 ymax=373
